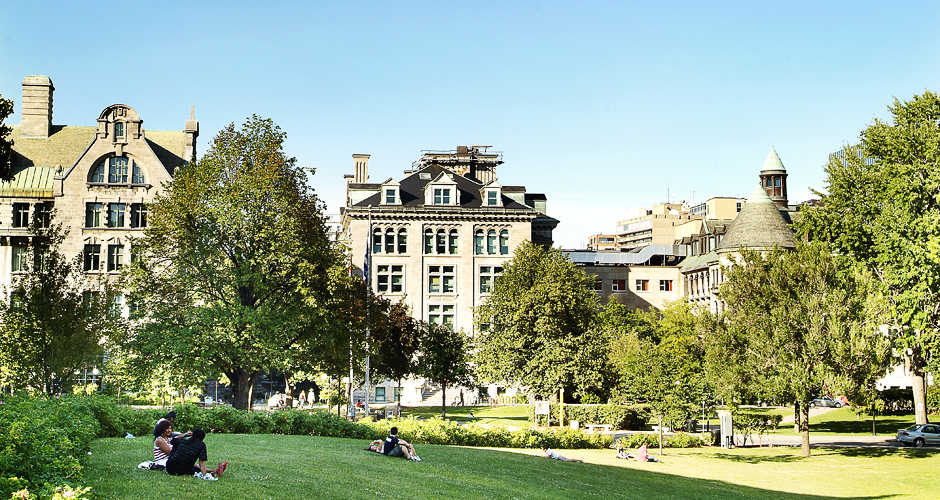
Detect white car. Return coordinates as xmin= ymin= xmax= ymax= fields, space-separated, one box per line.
xmin=897 ymin=424 xmax=940 ymax=447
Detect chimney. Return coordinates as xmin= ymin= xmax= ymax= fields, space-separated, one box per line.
xmin=353 ymin=154 xmax=370 ymax=183
xmin=184 ymin=106 xmax=199 ymax=163
xmin=21 ymin=75 xmax=54 ymax=138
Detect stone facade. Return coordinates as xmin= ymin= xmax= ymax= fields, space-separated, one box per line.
xmin=2 ymin=76 xmax=197 ymax=303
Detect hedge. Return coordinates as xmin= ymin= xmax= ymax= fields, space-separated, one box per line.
xmin=615 ymin=432 xmax=711 ymax=449
xmin=526 ymin=403 xmax=648 ymax=430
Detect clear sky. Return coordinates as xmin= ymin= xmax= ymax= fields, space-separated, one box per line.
xmin=2 ymin=1 xmax=938 ymax=248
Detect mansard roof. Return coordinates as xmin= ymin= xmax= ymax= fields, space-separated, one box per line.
xmin=350 ymin=165 xmax=534 ymax=211
xmin=716 ymin=185 xmax=796 ymax=252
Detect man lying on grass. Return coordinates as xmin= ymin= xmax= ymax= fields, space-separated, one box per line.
xmin=540 ymin=445 xmax=584 ymax=463
xmin=166 ymin=428 xmax=227 ymax=480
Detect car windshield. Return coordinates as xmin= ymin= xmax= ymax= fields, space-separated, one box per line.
xmin=905 ymin=424 xmax=922 ymax=431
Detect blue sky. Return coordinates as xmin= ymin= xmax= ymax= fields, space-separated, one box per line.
xmin=2 ymin=1 xmax=938 ymax=247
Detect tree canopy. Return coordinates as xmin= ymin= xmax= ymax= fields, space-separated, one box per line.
xmin=474 ymin=241 xmax=604 ymax=399
xmin=794 ymin=91 xmax=940 ymax=423
xmin=125 ymin=116 xmax=343 ymax=409
xmin=416 ymin=323 xmax=473 ymax=418
xmin=0 ymin=94 xmax=14 ymax=182
xmin=706 ymin=242 xmax=890 ymax=456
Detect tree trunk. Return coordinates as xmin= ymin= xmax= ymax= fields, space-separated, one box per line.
xmin=230 ymin=368 xmax=256 ymax=410
xmin=800 ymin=403 xmax=811 ymax=457
xmin=658 ymin=414 xmax=664 ymax=456
xmin=441 ymin=383 xmax=447 ymax=419
xmin=909 ymin=346 xmax=929 ymax=424
xmin=793 ymin=401 xmax=800 ymax=434
xmin=871 ymin=397 xmax=877 ymax=436
xmin=284 ymin=373 xmax=293 ymax=409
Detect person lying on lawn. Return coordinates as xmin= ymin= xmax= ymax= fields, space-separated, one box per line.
xmin=368 ymin=439 xmax=384 ymax=453
xmin=383 ymin=427 xmax=421 ymax=461
xmin=165 ymin=428 xmax=227 ymax=480
xmin=540 ymin=445 xmax=584 ymax=463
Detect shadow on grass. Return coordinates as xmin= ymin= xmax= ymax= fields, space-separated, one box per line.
xmin=815 ymin=446 xmax=940 ymax=460
xmin=702 ymin=451 xmax=805 ymax=464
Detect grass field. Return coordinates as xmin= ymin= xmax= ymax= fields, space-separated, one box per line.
xmin=403 ymin=405 xmax=530 ymax=428
xmin=87 ymin=433 xmax=939 ymax=499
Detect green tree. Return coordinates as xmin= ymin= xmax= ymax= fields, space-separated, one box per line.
xmin=125 ymin=116 xmax=341 ymax=410
xmin=605 ymin=300 xmax=707 ymax=454
xmin=0 ymin=212 xmax=123 ymax=393
xmin=795 ymin=91 xmax=940 ymax=424
xmin=474 ymin=242 xmax=604 ymax=400
xmin=706 ymin=242 xmax=890 ymax=457
xmin=370 ymin=300 xmax=422 ymax=406
xmin=416 ymin=322 xmax=473 ymax=419
xmin=0 ymin=94 xmax=15 ymax=181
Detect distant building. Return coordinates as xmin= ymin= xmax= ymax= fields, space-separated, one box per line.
xmin=616 ymin=203 xmax=699 ymax=249
xmin=587 ymin=234 xmax=617 ymax=250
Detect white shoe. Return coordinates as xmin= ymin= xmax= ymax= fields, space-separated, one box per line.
xmin=194 ymin=472 xmax=218 ymax=481
xmin=413 ymin=456 xmax=422 ymax=462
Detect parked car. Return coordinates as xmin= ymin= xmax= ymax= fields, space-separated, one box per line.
xmin=809 ymin=397 xmax=842 ymax=408
xmin=897 ymin=424 xmax=940 ymax=447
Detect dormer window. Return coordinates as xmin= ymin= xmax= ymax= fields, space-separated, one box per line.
xmin=434 ymin=188 xmax=451 ymax=205
xmin=487 ymin=191 xmax=498 ymax=206
xmin=381 ymin=180 xmax=401 ymax=205
xmin=385 ymin=189 xmax=396 ymax=204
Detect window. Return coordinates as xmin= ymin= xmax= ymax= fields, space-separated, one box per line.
xmin=480 ymin=266 xmax=503 ymax=293
xmin=373 ymin=228 xmax=383 ymax=254
xmin=12 ymin=245 xmax=27 ymax=272
xmin=85 ymin=203 xmax=104 ymax=227
xmin=84 ymin=244 xmax=101 ymax=271
xmin=131 ymin=204 xmax=147 ymax=228
xmin=36 ymin=203 xmax=52 ymax=228
xmin=132 ymin=161 xmax=145 ymax=184
xmin=385 ymin=189 xmax=396 ymax=204
xmin=34 ymin=245 xmax=50 ymax=273
xmin=487 ymin=191 xmax=498 ymax=206
xmin=127 ymin=295 xmax=142 ymax=319
xmin=397 ymin=229 xmax=407 ymax=254
xmin=114 ymin=122 xmax=124 ymax=139
xmin=375 ymin=386 xmax=387 ymax=402
xmin=107 ymin=244 xmax=124 ymax=271
xmin=12 ymin=203 xmax=29 ymax=228
xmin=499 ymin=230 xmax=509 ymax=255
xmin=774 ymin=178 xmax=781 ymax=187
xmin=130 ymin=246 xmax=141 ymax=264
xmin=428 ymin=265 xmax=455 ymax=294
xmin=448 ymin=230 xmax=458 ymax=255
xmin=474 ymin=230 xmax=484 ymax=255
xmin=110 ymin=294 xmax=123 ymax=316
xmin=429 ymin=304 xmax=455 ymax=329
xmin=612 ymin=279 xmax=626 ymax=291
xmin=433 ymin=188 xmax=451 ymax=205
xmin=385 ymin=228 xmax=395 ymax=254
xmin=109 ymin=158 xmax=129 ymax=183
xmin=435 ymin=230 xmax=446 ymax=254
xmin=376 ymin=265 xmax=404 ymax=293
xmin=424 ymin=229 xmax=433 ymax=254
xmin=91 ymin=162 xmax=105 ymax=183
xmin=659 ymin=280 xmax=673 ymax=292
xmin=635 ymin=279 xmax=649 ymax=291
xmin=593 ymin=279 xmax=603 ymax=291
xmin=108 ymin=203 xmax=126 ymax=228
xmin=487 ymin=230 xmax=496 ymax=255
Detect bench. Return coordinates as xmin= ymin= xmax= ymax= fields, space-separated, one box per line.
xmin=583 ymin=424 xmax=613 ymax=433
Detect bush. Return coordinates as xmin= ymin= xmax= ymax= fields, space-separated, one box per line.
xmin=526 ymin=404 xmax=647 ymax=430
xmin=359 ymin=417 xmax=612 ymax=449
xmin=615 ymin=432 xmax=710 ymax=449
xmin=878 ymin=388 xmax=914 ymax=414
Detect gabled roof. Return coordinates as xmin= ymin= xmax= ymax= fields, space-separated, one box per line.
xmin=716 ymin=185 xmax=796 ymax=252
xmin=351 ymin=165 xmax=534 ymax=210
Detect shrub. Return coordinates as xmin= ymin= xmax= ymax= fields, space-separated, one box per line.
xmin=359 ymin=417 xmax=612 ymax=449
xmin=615 ymin=432 xmax=710 ymax=449
xmin=878 ymin=388 xmax=914 ymax=415
xmin=526 ymin=404 xmax=647 ymax=430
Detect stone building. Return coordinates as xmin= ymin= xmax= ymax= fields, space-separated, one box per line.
xmin=2 ymin=75 xmax=197 ymax=306
xmin=342 ymin=146 xmax=557 ymax=336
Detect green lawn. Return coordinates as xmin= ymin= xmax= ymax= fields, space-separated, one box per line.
xmin=87 ymin=433 xmax=940 ymax=499
xmin=402 ymin=404 xmax=531 ymax=428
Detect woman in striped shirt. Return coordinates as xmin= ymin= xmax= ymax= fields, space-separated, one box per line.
xmin=153 ymin=420 xmax=175 ymax=468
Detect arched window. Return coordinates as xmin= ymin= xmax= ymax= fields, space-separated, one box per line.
xmin=436 ymin=230 xmax=446 ymax=254
xmin=373 ymin=228 xmax=383 ymax=254
xmin=448 ymin=230 xmax=459 ymax=255
xmin=132 ymin=161 xmax=145 ymax=184
xmin=474 ymin=230 xmax=484 ymax=255
xmin=109 ymin=157 xmax=129 ymax=183
xmin=91 ymin=162 xmax=105 ymax=183
xmin=487 ymin=230 xmax=497 ymax=255
xmin=424 ymin=229 xmax=434 ymax=254
xmin=385 ymin=228 xmax=395 ymax=254
xmin=499 ymin=230 xmax=509 ymax=255
xmin=397 ymin=229 xmax=407 ymax=254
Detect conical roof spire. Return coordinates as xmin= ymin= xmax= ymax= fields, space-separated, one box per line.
xmin=716 ymin=185 xmax=795 ymax=252
xmin=761 ymin=147 xmax=786 ymax=173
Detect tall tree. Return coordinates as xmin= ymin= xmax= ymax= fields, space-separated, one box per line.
xmin=0 ymin=212 xmax=123 ymax=393
xmin=795 ymin=91 xmax=940 ymax=424
xmin=125 ymin=116 xmax=341 ymax=410
xmin=370 ymin=300 xmax=422 ymax=406
xmin=474 ymin=241 xmax=604 ymax=399
xmin=706 ymin=242 xmax=890 ymax=457
xmin=0 ymin=94 xmax=15 ymax=181
xmin=416 ymin=322 xmax=473 ymax=419
xmin=606 ymin=300 xmax=708 ymax=454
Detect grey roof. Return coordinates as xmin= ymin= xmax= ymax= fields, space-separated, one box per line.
xmin=716 ymin=185 xmax=796 ymax=252
xmin=565 ymin=245 xmax=686 ymax=265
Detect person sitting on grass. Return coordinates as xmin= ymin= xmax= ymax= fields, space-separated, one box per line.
xmin=540 ymin=445 xmax=584 ymax=463
xmin=151 ymin=420 xmax=176 ymax=470
xmin=165 ymin=428 xmax=227 ymax=480
xmin=624 ymin=443 xmax=656 ymax=462
xmin=154 ymin=411 xmax=190 ymax=439
xmin=383 ymin=427 xmax=421 ymax=462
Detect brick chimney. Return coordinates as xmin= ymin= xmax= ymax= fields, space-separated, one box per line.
xmin=21 ymin=75 xmax=54 ymax=138
xmin=353 ymin=154 xmax=370 ymax=183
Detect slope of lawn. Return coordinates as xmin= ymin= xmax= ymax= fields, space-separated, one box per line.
xmin=86 ymin=433 xmax=940 ymax=499
xmin=403 ymin=404 xmax=531 ymax=428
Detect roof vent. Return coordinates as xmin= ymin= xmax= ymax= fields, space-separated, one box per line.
xmin=420 ymin=173 xmax=431 ymax=180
